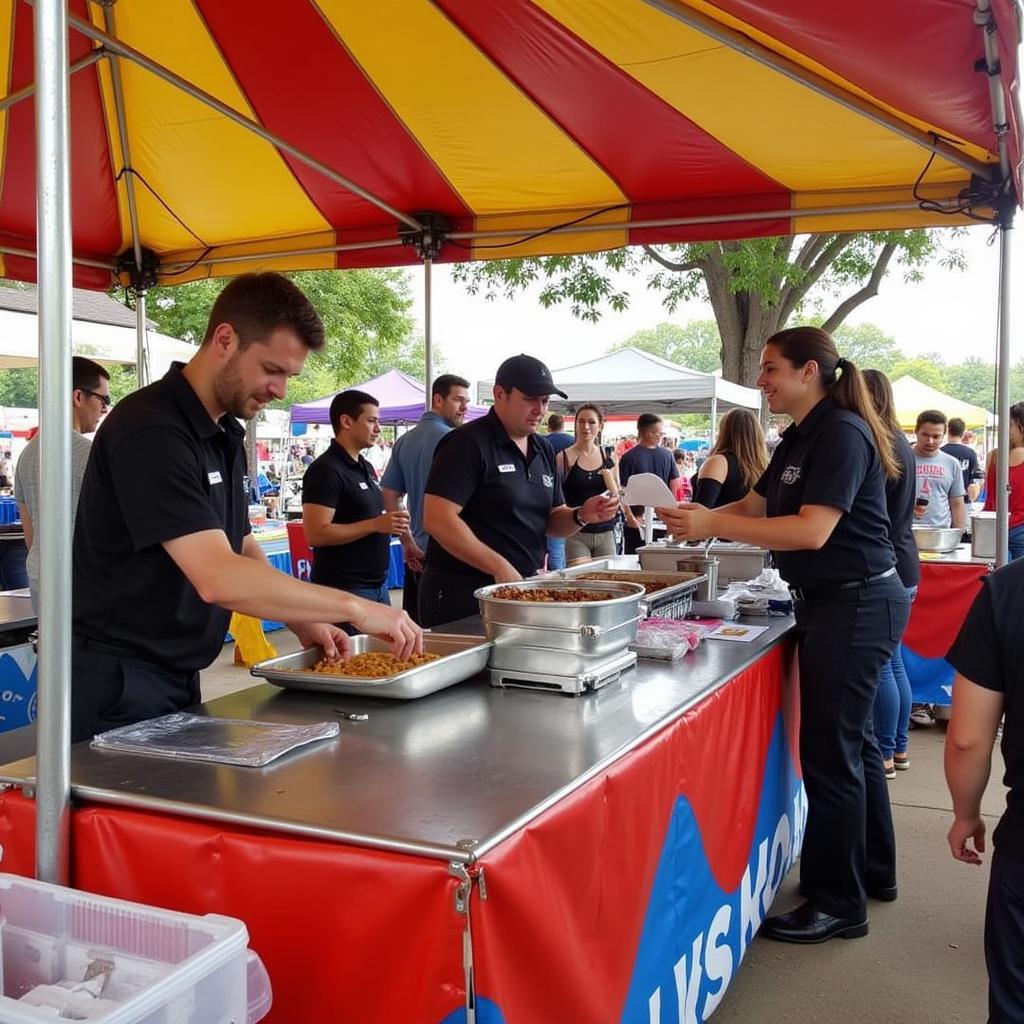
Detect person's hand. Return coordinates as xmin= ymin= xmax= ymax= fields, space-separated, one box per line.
xmin=656 ymin=502 xmax=715 ymax=542
xmin=913 ymin=504 xmax=926 ymax=519
xmin=491 ymin=559 xmax=523 ymax=584
xmin=625 ymin=510 xmax=641 ymax=530
xmin=291 ymin=622 xmax=351 ymax=661
xmin=948 ymin=816 xmax=986 ymax=865
xmin=579 ymin=494 xmax=620 ymax=526
xmin=350 ymin=600 xmax=423 ymax=660
xmin=378 ymin=510 xmax=411 ymax=536
xmin=401 ymin=536 xmax=426 ymax=573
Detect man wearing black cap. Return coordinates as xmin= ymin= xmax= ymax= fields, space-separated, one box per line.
xmin=419 ymin=354 xmax=619 ymax=627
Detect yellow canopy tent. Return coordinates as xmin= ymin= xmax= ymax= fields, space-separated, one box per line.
xmin=890 ymin=375 xmax=991 ymax=432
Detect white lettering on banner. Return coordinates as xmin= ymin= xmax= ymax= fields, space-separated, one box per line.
xmin=498 ymin=464 xmax=516 ymax=473
xmin=673 ymin=933 xmax=703 ymax=1024
xmin=648 ymin=989 xmax=661 ymax=1024
xmin=702 ymin=905 xmax=733 ymax=1018
xmin=645 ymin=787 xmax=809 ymax=1023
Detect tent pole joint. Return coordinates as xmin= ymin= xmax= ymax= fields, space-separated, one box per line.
xmin=400 ymin=211 xmax=453 ymax=262
xmin=116 ymin=245 xmax=159 ymax=291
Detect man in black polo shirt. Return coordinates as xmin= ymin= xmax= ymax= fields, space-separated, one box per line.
xmin=418 ymin=354 xmax=618 ymax=628
xmin=946 ymin=560 xmax=1024 ymax=1021
xmin=302 ymin=390 xmax=409 ymax=631
xmin=73 ymin=273 xmax=420 ymax=742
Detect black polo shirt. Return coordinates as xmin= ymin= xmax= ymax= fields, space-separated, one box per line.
xmin=302 ymin=441 xmax=388 ymax=588
xmin=947 ymin=560 xmax=1024 ymax=859
xmin=754 ymin=397 xmax=895 ymax=589
xmin=73 ymin=365 xmax=249 ymax=670
xmin=424 ymin=408 xmax=564 ymax=577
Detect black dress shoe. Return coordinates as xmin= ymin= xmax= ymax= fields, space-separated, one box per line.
xmin=760 ymin=902 xmax=868 ymax=944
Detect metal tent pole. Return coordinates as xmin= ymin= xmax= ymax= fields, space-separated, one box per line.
xmin=424 ymin=258 xmax=433 ymax=411
xmin=709 ymin=395 xmax=718 ymax=446
xmin=994 ymin=221 xmax=1013 ymax=566
xmin=33 ymin=0 xmax=73 ymax=886
xmin=135 ymin=290 xmax=149 ymax=388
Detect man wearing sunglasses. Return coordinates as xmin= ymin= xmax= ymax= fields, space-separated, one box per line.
xmin=15 ymin=356 xmax=110 ymax=609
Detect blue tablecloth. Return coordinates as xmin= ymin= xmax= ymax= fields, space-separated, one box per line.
xmin=387 ymin=538 xmax=405 ymax=590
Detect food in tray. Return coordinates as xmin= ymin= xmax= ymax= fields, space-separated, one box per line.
xmin=304 ymin=651 xmax=440 ymax=678
xmin=490 ymin=586 xmax=615 ymax=603
xmin=573 ymin=572 xmax=675 ymax=594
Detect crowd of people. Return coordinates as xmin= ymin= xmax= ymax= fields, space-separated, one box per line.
xmin=8 ymin=272 xmax=1022 ymax=1017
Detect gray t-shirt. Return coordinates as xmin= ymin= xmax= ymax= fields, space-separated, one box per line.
xmin=14 ymin=431 xmax=93 ymax=594
xmin=913 ymin=448 xmax=965 ymax=527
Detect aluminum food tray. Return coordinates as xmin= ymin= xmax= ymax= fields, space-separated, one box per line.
xmin=547 ymin=565 xmax=706 ymax=620
xmin=475 ymin=579 xmax=645 ymax=657
xmin=250 ymin=633 xmax=492 ymax=699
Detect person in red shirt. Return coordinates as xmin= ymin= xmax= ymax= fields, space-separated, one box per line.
xmin=983 ymin=402 xmax=1024 ymax=560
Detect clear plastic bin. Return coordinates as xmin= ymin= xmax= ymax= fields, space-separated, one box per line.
xmin=0 ymin=873 xmax=272 ymax=1023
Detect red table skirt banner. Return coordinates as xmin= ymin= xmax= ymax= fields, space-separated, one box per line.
xmin=0 ymin=792 xmax=467 ymax=1023
xmin=901 ymin=562 xmax=988 ymax=706
xmin=471 ymin=643 xmax=803 ymax=1024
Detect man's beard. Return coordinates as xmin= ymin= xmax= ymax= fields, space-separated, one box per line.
xmin=213 ymin=353 xmax=257 ymax=420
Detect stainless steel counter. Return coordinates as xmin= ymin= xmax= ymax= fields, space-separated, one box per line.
xmin=0 ymin=594 xmax=35 ymax=634
xmin=0 ymin=615 xmax=793 ymax=864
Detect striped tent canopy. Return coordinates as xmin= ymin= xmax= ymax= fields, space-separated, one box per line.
xmin=0 ymin=0 xmax=1020 ymax=289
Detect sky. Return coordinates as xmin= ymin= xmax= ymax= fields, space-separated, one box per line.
xmin=408 ymin=224 xmax=1023 ymax=389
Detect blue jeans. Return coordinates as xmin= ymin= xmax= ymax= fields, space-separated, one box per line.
xmin=547 ymin=537 xmax=566 ymax=570
xmin=1009 ymin=524 xmax=1024 ymax=560
xmin=0 ymin=539 xmax=28 ymax=591
xmin=872 ymin=585 xmax=917 ymax=760
xmin=339 ymin=583 xmax=390 ymax=635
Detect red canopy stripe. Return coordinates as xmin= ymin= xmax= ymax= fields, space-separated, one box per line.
xmin=193 ymin=0 xmax=472 ymax=268
xmin=0 ymin=0 xmax=121 ymax=279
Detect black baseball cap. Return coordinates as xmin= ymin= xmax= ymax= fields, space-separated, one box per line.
xmin=494 ymin=354 xmax=568 ymax=399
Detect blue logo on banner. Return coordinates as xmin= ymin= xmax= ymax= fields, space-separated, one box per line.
xmin=0 ymin=650 xmax=37 ymax=733
xmin=621 ymin=718 xmax=806 ymax=1023
xmin=900 ymin=643 xmax=954 ymax=706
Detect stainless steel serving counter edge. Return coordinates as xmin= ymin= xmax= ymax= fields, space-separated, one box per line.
xmin=0 ymin=614 xmax=794 ymax=865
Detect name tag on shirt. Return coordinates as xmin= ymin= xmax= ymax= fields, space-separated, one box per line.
xmin=498 ymin=464 xmax=516 ymax=474
xmin=207 ymin=471 xmax=223 ymax=485
xmin=359 ymin=482 xmax=369 ymax=490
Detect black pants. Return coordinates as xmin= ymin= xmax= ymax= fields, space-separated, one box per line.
xmin=418 ymin=568 xmax=491 ymax=629
xmin=403 ymin=567 xmax=423 ymax=626
xmin=71 ymin=639 xmax=200 ymax=744
xmin=987 ymin=848 xmax=1024 ymax=1023
xmin=794 ymin=575 xmax=911 ymax=919
xmin=623 ymin=525 xmax=643 ymax=555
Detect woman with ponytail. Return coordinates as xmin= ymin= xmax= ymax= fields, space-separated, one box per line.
xmin=659 ymin=326 xmax=911 ymax=945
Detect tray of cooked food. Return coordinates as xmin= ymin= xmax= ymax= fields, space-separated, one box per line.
xmin=544 ymin=566 xmax=708 ymax=619
xmin=250 ymin=633 xmax=493 ymax=699
xmin=475 ymin=579 xmax=646 ymax=656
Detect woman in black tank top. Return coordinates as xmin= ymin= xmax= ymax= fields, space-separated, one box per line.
xmin=692 ymin=408 xmax=768 ymax=508
xmin=558 ymin=404 xmax=620 ymax=565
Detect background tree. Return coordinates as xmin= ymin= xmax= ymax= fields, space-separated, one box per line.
xmin=453 ymin=230 xmax=963 ymax=386
xmin=829 ymin=322 xmax=901 ymax=373
xmin=142 ymin=268 xmax=424 ymax=410
xmin=615 ymin=320 xmax=720 ymax=372
xmin=886 ymin=354 xmax=951 ymax=393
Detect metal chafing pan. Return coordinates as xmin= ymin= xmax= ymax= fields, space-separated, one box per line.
xmin=544 ymin=564 xmax=707 ymax=619
xmin=475 ymin=579 xmax=645 ymax=657
xmin=250 ymin=633 xmax=492 ymax=699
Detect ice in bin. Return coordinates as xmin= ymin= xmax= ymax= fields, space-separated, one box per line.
xmin=0 ymin=873 xmax=272 ymax=1023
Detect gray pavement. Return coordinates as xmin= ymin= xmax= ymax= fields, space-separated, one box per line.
xmin=204 ymin=637 xmax=1003 ymax=1023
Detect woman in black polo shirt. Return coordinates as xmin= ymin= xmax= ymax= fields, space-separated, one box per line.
xmin=660 ymin=326 xmax=911 ymax=945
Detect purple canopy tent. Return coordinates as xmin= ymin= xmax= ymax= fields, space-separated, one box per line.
xmin=290 ymin=368 xmax=488 ymax=425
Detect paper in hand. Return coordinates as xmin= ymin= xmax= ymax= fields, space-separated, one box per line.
xmin=621 ymin=472 xmax=678 ymax=509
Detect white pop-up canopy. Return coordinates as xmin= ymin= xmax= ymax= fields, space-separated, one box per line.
xmin=0 ymin=286 xmax=195 ymax=377
xmin=478 ymin=347 xmax=760 ymax=415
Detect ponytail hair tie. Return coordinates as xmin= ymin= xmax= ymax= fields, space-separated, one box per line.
xmin=835 ymin=357 xmax=848 ymax=372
